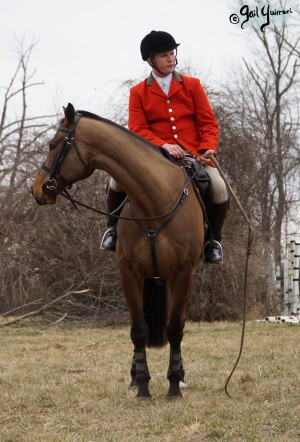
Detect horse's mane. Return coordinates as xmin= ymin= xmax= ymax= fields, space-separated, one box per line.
xmin=76 ymin=110 xmax=176 ymax=163
xmin=77 ymin=110 xmax=159 ymax=151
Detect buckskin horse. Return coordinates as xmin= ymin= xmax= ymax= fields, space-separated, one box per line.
xmin=31 ymin=103 xmax=204 ymax=399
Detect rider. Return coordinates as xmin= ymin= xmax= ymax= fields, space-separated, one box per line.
xmin=101 ymin=30 xmax=229 ymax=264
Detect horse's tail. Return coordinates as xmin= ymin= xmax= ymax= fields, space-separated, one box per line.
xmin=143 ymin=278 xmax=168 ymax=348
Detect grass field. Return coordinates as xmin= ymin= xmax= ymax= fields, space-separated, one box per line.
xmin=0 ymin=319 xmax=299 ymax=441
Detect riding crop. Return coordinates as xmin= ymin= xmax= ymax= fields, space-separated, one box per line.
xmin=208 ymin=154 xmax=255 ymax=398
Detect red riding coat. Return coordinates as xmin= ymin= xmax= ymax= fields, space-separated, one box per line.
xmin=128 ymin=71 xmax=218 ymax=157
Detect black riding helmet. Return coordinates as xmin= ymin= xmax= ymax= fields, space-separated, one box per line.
xmin=140 ymin=30 xmax=180 ymax=61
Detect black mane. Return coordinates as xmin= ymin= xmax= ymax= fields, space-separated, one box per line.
xmin=77 ymin=109 xmax=158 ymax=150
xmin=75 ymin=110 xmax=175 ymax=162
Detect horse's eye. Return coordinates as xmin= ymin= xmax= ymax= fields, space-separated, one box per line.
xmin=49 ymin=143 xmax=56 ymax=151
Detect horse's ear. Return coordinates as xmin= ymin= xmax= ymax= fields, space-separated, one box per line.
xmin=63 ymin=103 xmax=75 ymax=125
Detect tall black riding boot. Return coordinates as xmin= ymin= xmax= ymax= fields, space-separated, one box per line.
xmin=204 ymin=199 xmax=229 ymax=264
xmin=100 ymin=186 xmax=126 ymax=252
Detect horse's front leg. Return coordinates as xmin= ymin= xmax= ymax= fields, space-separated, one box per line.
xmin=119 ymin=259 xmax=151 ymax=398
xmin=167 ymin=348 xmax=185 ymax=397
xmin=129 ymin=345 xmax=151 ymax=397
xmin=166 ymin=262 xmax=193 ymax=398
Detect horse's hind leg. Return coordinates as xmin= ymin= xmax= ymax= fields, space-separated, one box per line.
xmin=129 ymin=350 xmax=138 ymax=388
xmin=119 ymin=259 xmax=151 ymax=398
xmin=166 ymin=262 xmax=193 ymax=398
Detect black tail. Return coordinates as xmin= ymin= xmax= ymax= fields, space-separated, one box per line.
xmin=143 ymin=278 xmax=168 ymax=348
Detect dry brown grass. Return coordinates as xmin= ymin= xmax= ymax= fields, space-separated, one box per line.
xmin=0 ymin=320 xmax=299 ymax=441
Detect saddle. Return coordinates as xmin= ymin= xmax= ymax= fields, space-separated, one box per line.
xmin=160 ymin=148 xmax=212 ymax=223
xmin=184 ymin=160 xmax=212 ymax=224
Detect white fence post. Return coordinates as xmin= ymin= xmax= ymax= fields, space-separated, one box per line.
xmin=284 ymin=240 xmax=300 ymax=315
xmin=284 ymin=241 xmax=294 ymax=315
xmin=292 ymin=242 xmax=300 ymax=314
xmin=283 ymin=257 xmax=289 ymax=315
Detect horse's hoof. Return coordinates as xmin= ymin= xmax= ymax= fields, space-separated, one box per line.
xmin=136 ymin=385 xmax=152 ymax=399
xmin=136 ymin=391 xmax=152 ymax=398
xmin=179 ymin=380 xmax=187 ymax=389
xmin=128 ymin=380 xmax=138 ymax=390
xmin=167 ymin=385 xmax=182 ymax=399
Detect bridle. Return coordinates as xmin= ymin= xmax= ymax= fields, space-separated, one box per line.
xmin=41 ymin=114 xmax=92 ymax=196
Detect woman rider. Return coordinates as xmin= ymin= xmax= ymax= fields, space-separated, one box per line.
xmin=101 ymin=30 xmax=229 ymax=264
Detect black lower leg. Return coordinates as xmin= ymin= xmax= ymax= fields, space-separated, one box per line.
xmin=133 ymin=348 xmax=151 ymax=398
xmin=206 ymin=199 xmax=229 ymax=243
xmin=101 ymin=187 xmax=126 ymax=251
xmin=106 ymin=186 xmax=126 ymax=228
xmin=167 ymin=348 xmax=183 ymax=397
xmin=130 ymin=351 xmax=138 ymax=388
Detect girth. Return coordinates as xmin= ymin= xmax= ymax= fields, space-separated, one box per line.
xmin=128 ymin=169 xmax=189 ymax=278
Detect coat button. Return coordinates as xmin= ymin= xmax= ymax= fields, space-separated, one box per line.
xmin=167 ymin=100 xmax=171 ymax=104
xmin=172 ymin=126 xmax=177 ymax=130
xmin=170 ymin=117 xmax=175 ymax=121
xmin=168 ymin=109 xmax=173 ymax=112
xmin=174 ymin=134 xmax=178 ymax=139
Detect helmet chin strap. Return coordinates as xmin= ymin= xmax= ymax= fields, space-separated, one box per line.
xmin=149 ymin=50 xmax=178 ymax=76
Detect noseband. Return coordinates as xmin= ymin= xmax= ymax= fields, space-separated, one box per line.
xmin=42 ymin=114 xmax=91 ymax=195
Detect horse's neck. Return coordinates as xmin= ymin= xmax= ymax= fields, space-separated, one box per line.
xmin=80 ymin=119 xmax=183 ymax=214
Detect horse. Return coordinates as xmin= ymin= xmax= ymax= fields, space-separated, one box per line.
xmin=31 ymin=103 xmax=204 ymax=399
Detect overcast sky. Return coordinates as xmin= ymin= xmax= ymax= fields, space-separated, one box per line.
xmin=2 ymin=0 xmax=295 ymax=117
xmin=1 ymin=0 xmax=299 ymax=238
xmin=1 ymin=0 xmax=261 ymax=116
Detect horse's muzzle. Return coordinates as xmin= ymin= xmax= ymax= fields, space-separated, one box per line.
xmin=31 ymin=183 xmax=56 ymax=206
xmin=42 ymin=178 xmax=58 ymax=196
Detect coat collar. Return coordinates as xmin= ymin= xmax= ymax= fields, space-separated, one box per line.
xmin=146 ymin=71 xmax=182 ymax=85
xmin=146 ymin=71 xmax=183 ymax=98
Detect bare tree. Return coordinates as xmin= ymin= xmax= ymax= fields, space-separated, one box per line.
xmin=244 ymin=9 xmax=299 ymax=264
xmin=0 ymin=42 xmax=127 ymax=320
xmin=0 ymin=41 xmax=56 ymax=191
xmin=214 ymin=2 xmax=300 ymax=310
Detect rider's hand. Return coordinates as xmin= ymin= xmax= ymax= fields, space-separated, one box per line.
xmin=198 ymin=149 xmax=215 ymax=165
xmin=162 ymin=143 xmax=185 ymax=159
